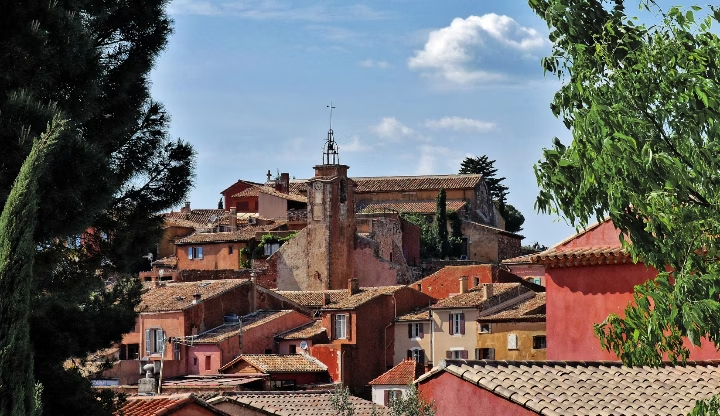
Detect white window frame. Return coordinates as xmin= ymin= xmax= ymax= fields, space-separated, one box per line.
xmin=188 ymin=246 xmax=203 ymax=260
xmin=450 ymin=348 xmax=465 ymax=359
xmin=145 ymin=328 xmax=165 ymax=356
xmin=334 ymin=314 xmax=347 ymax=339
xmin=450 ymin=312 xmax=463 ymax=336
xmin=409 ymin=347 xmax=424 ymax=363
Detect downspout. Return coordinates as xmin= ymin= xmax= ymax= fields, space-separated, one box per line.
xmin=429 ymin=306 xmax=434 ymax=367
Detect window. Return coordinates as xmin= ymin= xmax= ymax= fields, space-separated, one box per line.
xmin=127 ymin=344 xmax=139 ymax=360
xmin=529 ymin=277 xmax=542 ymax=285
xmin=533 ymin=335 xmax=547 ymax=349
xmin=407 ymin=348 xmax=425 ymax=365
xmin=334 ymin=314 xmax=348 ymax=339
xmin=204 ymin=356 xmax=211 ymax=371
xmin=174 ymin=342 xmax=181 ymax=360
xmin=228 ymin=245 xmax=234 ymax=254
xmin=473 ymin=276 xmax=480 ymax=286
xmin=478 ymin=323 xmax=491 ymax=334
xmin=265 ymin=348 xmax=272 ymax=354
xmin=446 ymin=350 xmax=468 ymax=359
xmin=188 ymin=246 xmax=203 ymax=260
xmin=475 ymin=348 xmax=495 ymax=360
xmin=384 ymin=390 xmax=402 ymax=406
xmin=236 ymin=201 xmax=250 ymax=211
xmin=449 ymin=312 xmax=465 ymax=336
xmin=408 ymin=322 xmax=424 ymax=339
xmin=144 ymin=328 xmax=165 ymax=356
xmin=289 ymin=344 xmax=297 ymax=354
xmin=508 ymin=333 xmax=519 ymax=350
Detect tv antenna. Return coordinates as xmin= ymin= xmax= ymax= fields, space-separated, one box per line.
xmin=327 ymin=102 xmax=335 ymax=130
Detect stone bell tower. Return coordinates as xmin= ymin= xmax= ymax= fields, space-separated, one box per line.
xmin=305 ymin=125 xmax=356 ymax=290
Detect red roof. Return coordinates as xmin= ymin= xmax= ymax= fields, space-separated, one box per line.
xmin=118 ymin=393 xmax=230 ymax=415
xmin=369 ymin=359 xmax=421 ymax=385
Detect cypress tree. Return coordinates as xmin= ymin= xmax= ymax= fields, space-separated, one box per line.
xmin=435 ymin=189 xmax=449 ymax=258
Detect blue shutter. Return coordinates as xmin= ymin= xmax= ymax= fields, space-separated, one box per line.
xmin=188 ymin=247 xmax=193 ymax=260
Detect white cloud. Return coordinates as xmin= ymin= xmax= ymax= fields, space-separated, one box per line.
xmin=415 ymin=145 xmax=471 ymax=175
xmin=408 ymin=14 xmax=548 ymax=85
xmin=425 ymin=116 xmax=496 ymax=133
xmin=370 ymin=117 xmax=414 ymax=140
xmin=360 ymin=59 xmax=390 ymax=69
xmin=169 ymin=0 xmax=385 ymax=21
xmin=341 ymin=136 xmax=370 ymax=152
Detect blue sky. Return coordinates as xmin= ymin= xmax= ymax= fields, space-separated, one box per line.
xmin=149 ymin=0 xmax=692 ymax=247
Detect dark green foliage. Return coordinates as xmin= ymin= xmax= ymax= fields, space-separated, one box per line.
xmin=521 ymin=242 xmax=548 ymax=253
xmin=330 ymin=384 xmax=355 ymax=416
xmin=448 ymin=211 xmax=463 ymax=257
xmin=530 ymin=0 xmax=720 ymax=371
xmin=0 ymin=0 xmax=194 ymax=414
xmin=458 ymin=156 xmax=524 ymax=232
xmin=401 ymin=214 xmax=438 ymax=260
xmin=434 ymin=189 xmax=450 ymax=259
xmin=502 ymin=204 xmax=525 ymax=233
xmin=218 ymin=198 xmax=224 ymax=209
xmin=0 ymin=117 xmax=63 ymax=416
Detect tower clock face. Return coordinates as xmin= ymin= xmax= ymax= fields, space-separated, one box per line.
xmin=314 ymin=182 xmax=323 ymax=191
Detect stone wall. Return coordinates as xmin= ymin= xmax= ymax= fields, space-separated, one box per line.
xmin=497 ymin=232 xmax=522 ymax=261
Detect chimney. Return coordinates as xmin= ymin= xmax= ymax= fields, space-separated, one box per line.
xmin=280 ymin=173 xmax=290 ymax=194
xmin=229 ymin=207 xmax=237 ymax=230
xmin=137 ymin=362 xmax=157 ymax=395
xmin=482 ymin=283 xmax=493 ymax=299
xmin=322 ymin=293 xmax=331 ymax=307
xmin=181 ymin=201 xmax=191 ymax=213
xmin=348 ymin=278 xmax=360 ymax=295
xmin=192 ymin=293 xmax=202 ymax=304
xmin=459 ymin=276 xmax=468 ymax=294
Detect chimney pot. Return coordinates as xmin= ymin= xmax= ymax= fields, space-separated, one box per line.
xmin=459 ymin=276 xmax=468 ymax=294
xmin=280 ymin=173 xmax=290 ymax=194
xmin=348 ymin=278 xmax=360 ymax=295
xmin=181 ymin=201 xmax=191 ymax=213
xmin=482 ymin=283 xmax=493 ymax=299
xmin=229 ymin=207 xmax=237 ymax=230
xmin=192 ymin=293 xmax=202 ymax=304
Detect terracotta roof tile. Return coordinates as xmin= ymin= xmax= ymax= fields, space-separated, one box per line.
xmin=477 ymin=292 xmax=546 ymax=322
xmin=432 ymin=283 xmax=520 ymax=309
xmin=258 ymin=186 xmax=308 ymax=203
xmin=232 ymin=185 xmax=263 ymax=198
xmin=322 ymin=286 xmax=405 ymax=310
xmin=118 ymin=393 xmax=229 ymax=415
xmin=274 ymin=290 xmax=349 ymax=308
xmin=501 ymin=254 xmax=534 ymax=264
xmin=275 ymin=320 xmax=327 ymax=340
xmin=209 ymin=391 xmax=389 ymax=415
xmin=356 ymin=199 xmax=467 ymax=215
xmin=175 ymin=224 xmax=283 ymax=244
xmin=164 ymin=209 xmax=228 ymax=228
xmin=351 ymin=174 xmax=483 ymax=193
xmin=193 ymin=310 xmax=294 ymax=344
xmin=220 ymin=354 xmax=328 ymax=373
xmin=529 ymin=246 xmax=629 ymax=267
xmin=396 ymin=308 xmax=432 ymax=322
xmin=419 ymin=360 xmax=720 ymax=416
xmin=369 ymin=359 xmax=421 ymax=385
xmin=137 ymin=279 xmax=249 ymax=313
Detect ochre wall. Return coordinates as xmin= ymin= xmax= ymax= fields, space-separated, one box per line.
xmin=432 ymin=308 xmax=479 ymax=361
xmin=176 ymin=242 xmax=243 ymax=271
xmin=159 ymin=226 xmax=194 ymax=259
xmin=476 ymin=321 xmax=546 ymax=360
xmin=419 ymin=371 xmax=536 ymax=416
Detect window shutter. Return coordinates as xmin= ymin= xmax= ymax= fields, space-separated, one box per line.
xmin=331 ymin=315 xmax=337 ymax=340
xmin=419 ymin=322 xmax=424 ymax=338
xmin=346 ymin=313 xmax=352 ymax=340
xmin=461 ymin=350 xmax=468 ymax=359
xmin=448 ymin=314 xmax=454 ymax=336
xmin=407 ymin=350 xmax=412 ymax=359
xmin=446 ymin=350 xmax=452 ymax=359
xmin=384 ymin=390 xmax=390 ymax=406
xmin=145 ymin=329 xmax=152 ymax=355
xmin=488 ymin=348 xmax=495 ymax=360
xmin=459 ymin=313 xmax=465 ymax=335
xmin=508 ymin=333 xmax=518 ymax=350
xmin=418 ymin=349 xmax=425 ymax=365
xmin=408 ymin=323 xmax=413 ymax=338
xmin=188 ymin=247 xmax=193 ymax=260
xmin=156 ymin=329 xmax=164 ymax=354
xmin=475 ymin=348 xmax=480 ymax=360
xmin=197 ymin=247 xmax=203 ymax=259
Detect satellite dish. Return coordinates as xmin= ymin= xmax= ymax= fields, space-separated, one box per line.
xmin=299 ymin=341 xmax=308 ymax=350
xmin=208 ymin=214 xmax=218 ymax=223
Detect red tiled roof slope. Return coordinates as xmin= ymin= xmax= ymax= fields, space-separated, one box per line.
xmin=275 ymin=320 xmax=326 ymax=340
xmin=193 ymin=310 xmax=293 ymax=344
xmin=323 ymin=286 xmax=405 ymax=310
xmin=209 ymin=391 xmax=389 ymax=416
xmin=432 ymin=283 xmax=519 ymax=309
xmin=119 ymin=393 xmax=229 ymax=416
xmin=356 ymin=199 xmax=466 ymax=215
xmin=220 ymin=354 xmax=327 ymax=373
xmin=138 ymin=279 xmax=249 ymax=313
xmin=477 ymin=292 xmax=546 ymax=322
xmin=352 ymin=174 xmax=483 ymax=192
xmin=175 ymin=224 xmax=283 ymax=244
xmin=369 ymin=359 xmax=420 ymax=385
xmin=274 ymin=290 xmax=349 ymax=308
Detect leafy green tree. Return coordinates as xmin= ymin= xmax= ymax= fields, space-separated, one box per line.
xmin=0 ymin=0 xmax=194 ymax=414
xmin=434 ymin=189 xmax=450 ymax=258
xmin=530 ymin=0 xmax=720 ymax=367
xmin=389 ymin=385 xmax=436 ymax=416
xmin=458 ymin=156 xmax=524 ymax=232
xmin=330 ymin=384 xmax=355 ymax=416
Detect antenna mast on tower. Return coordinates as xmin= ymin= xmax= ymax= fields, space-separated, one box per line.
xmin=323 ymin=102 xmax=339 ymax=165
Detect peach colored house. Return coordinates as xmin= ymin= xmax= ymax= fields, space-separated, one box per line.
xmin=274 ymin=320 xmax=329 ymax=355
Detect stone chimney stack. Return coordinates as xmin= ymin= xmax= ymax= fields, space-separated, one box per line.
xmin=322 ymin=293 xmax=332 ymax=307
xmin=459 ymin=276 xmax=468 ymax=294
xmin=280 ymin=173 xmax=290 ymax=194
xmin=348 ymin=278 xmax=360 ymax=295
xmin=181 ymin=201 xmax=191 ymax=213
xmin=229 ymin=207 xmax=237 ymax=230
xmin=482 ymin=283 xmax=493 ymax=299
xmin=192 ymin=293 xmax=202 ymax=304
